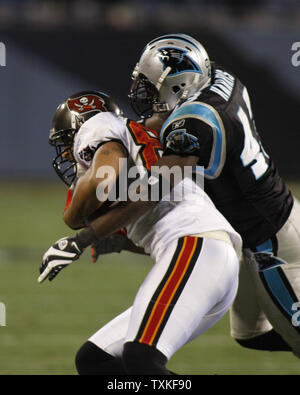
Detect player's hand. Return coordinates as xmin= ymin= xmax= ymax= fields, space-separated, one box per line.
xmin=38 ymin=236 xmax=84 ymax=283
xmin=91 ymin=234 xmax=126 ymax=262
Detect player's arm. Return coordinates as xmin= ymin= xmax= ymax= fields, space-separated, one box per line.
xmin=81 ymin=103 xmax=222 ymax=233
xmin=84 ymin=153 xmax=198 ymax=239
xmin=67 ymin=104 xmax=220 ymax=238
xmin=90 ymin=233 xmax=147 ymax=263
xmin=63 ymin=141 xmax=127 ymax=229
xmin=160 ymin=101 xmax=227 ymax=179
xmin=122 ymin=238 xmax=147 ymax=255
xmin=38 ymin=230 xmax=147 ymax=283
xmin=38 ymin=152 xmax=196 ymax=283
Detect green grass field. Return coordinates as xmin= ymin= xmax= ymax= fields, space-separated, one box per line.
xmin=1 ymin=181 xmax=300 ymax=375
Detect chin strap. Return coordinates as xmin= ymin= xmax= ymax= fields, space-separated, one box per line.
xmin=155 ymin=66 xmax=172 ymax=92
xmin=152 ymin=66 xmax=172 ymax=114
xmin=153 ymin=102 xmax=170 ymax=113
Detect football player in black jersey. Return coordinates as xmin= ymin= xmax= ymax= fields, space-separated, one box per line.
xmin=127 ymin=33 xmax=300 ymax=357
xmin=72 ymin=34 xmax=300 ymax=359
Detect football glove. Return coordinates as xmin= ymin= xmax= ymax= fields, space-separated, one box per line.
xmin=91 ymin=233 xmax=127 ymax=263
xmin=38 ymin=236 xmax=84 ymax=283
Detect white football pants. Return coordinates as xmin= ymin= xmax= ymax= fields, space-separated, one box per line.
xmin=89 ymin=236 xmax=239 ymax=360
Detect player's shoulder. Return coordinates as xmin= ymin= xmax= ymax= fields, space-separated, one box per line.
xmin=73 ymin=112 xmax=127 ymax=166
xmin=161 ymin=97 xmax=224 ymax=145
xmin=75 ymin=112 xmax=126 ymax=142
xmin=126 ymin=118 xmax=160 ymax=137
xmin=205 ymin=63 xmax=237 ymax=98
xmin=161 ymin=63 xmax=243 ymax=136
xmin=194 ymin=62 xmax=245 ymax=118
xmin=125 ymin=118 xmax=142 ymax=131
xmin=79 ymin=111 xmax=125 ymax=133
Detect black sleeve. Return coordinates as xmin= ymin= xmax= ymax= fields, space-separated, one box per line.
xmin=161 ymin=117 xmax=214 ymax=168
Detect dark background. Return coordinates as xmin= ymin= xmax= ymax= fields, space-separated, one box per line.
xmin=0 ymin=0 xmax=299 ymax=179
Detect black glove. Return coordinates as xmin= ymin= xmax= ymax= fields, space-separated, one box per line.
xmin=91 ymin=233 xmax=127 ymax=263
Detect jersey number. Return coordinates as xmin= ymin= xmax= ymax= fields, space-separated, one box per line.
xmin=237 ymin=88 xmax=269 ymax=180
xmin=127 ymin=121 xmax=162 ymax=170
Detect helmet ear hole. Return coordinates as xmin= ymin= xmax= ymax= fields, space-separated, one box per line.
xmin=172 ymin=85 xmax=181 ymax=93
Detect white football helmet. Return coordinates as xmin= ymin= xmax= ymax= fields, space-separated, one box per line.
xmin=129 ymin=33 xmax=211 ymax=118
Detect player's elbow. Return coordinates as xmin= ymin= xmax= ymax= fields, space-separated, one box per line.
xmin=63 ymin=210 xmax=84 ymax=230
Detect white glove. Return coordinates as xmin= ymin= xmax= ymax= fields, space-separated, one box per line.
xmin=38 ymin=236 xmax=84 ymax=283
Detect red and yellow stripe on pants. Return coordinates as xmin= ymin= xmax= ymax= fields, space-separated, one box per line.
xmin=134 ymin=236 xmax=203 ymax=347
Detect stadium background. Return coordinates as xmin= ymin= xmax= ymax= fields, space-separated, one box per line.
xmin=0 ymin=0 xmax=300 ymax=375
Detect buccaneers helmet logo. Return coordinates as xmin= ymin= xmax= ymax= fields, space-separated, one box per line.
xmin=67 ymin=94 xmax=106 ymax=114
xmin=158 ymin=47 xmax=202 ymax=76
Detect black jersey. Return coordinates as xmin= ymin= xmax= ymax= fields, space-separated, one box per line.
xmin=160 ymin=63 xmax=293 ymax=248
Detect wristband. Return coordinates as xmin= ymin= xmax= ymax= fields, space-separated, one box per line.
xmin=75 ymin=226 xmax=99 ymax=249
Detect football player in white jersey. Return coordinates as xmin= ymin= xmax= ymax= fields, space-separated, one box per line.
xmin=39 ymin=90 xmax=242 ymax=375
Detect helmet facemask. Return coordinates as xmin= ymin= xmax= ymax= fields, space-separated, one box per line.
xmin=129 ymin=73 xmax=160 ymax=119
xmin=50 ymin=129 xmax=77 ymax=187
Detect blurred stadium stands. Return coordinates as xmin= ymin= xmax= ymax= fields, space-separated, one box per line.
xmin=0 ymin=0 xmax=299 ymax=179
xmin=1 ymin=0 xmax=300 ymax=29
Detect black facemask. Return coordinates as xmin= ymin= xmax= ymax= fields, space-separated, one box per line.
xmin=128 ymin=74 xmax=160 ymax=119
xmin=50 ymin=130 xmax=77 ymax=187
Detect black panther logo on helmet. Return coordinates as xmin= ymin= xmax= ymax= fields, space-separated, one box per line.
xmin=158 ymin=47 xmax=202 ymax=76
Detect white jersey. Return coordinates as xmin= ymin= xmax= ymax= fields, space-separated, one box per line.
xmin=74 ymin=112 xmax=242 ymax=257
